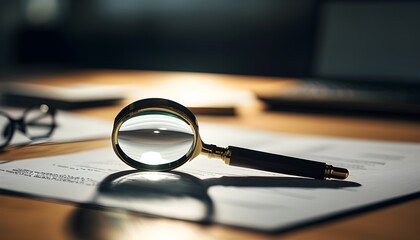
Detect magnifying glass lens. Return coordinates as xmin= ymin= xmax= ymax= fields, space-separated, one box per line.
xmin=117 ymin=111 xmax=194 ymax=166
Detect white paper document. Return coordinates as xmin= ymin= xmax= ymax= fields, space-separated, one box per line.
xmin=0 ymin=124 xmax=419 ymax=232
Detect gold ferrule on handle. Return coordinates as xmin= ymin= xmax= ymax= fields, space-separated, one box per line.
xmin=325 ymin=165 xmax=349 ymax=180
xmin=201 ymin=143 xmax=232 ymax=165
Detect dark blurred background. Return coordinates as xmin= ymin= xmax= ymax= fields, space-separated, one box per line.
xmin=0 ymin=0 xmax=318 ymax=77
xmin=1 ymin=0 xmax=420 ymax=81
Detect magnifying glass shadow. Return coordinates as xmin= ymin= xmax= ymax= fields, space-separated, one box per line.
xmin=94 ymin=170 xmax=360 ymax=222
xmin=203 ymin=175 xmax=361 ymax=188
xmin=67 ymin=170 xmax=360 ymax=238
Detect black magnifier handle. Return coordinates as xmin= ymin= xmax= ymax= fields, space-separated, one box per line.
xmin=226 ymin=146 xmax=349 ymax=180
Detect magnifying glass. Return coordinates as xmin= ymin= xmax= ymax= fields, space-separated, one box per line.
xmin=112 ymin=98 xmax=349 ymax=180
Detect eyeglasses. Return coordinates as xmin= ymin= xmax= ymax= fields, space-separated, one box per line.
xmin=0 ymin=104 xmax=56 ymax=149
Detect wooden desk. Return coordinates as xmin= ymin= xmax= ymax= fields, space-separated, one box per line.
xmin=1 ymin=71 xmax=419 ymax=240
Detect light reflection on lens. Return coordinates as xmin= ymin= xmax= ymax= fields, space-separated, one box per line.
xmin=117 ymin=112 xmax=194 ymax=165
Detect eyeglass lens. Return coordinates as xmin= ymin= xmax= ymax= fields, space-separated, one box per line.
xmin=24 ymin=105 xmax=55 ymax=139
xmin=117 ymin=111 xmax=194 ymax=166
xmin=0 ymin=105 xmax=55 ymax=149
xmin=0 ymin=114 xmax=11 ymax=147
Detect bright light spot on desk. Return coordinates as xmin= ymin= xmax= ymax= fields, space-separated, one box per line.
xmin=153 ymin=130 xmax=160 ymax=134
xmin=127 ymin=74 xmax=256 ymax=111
